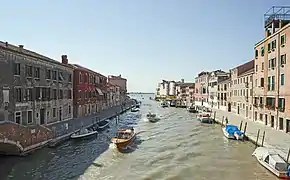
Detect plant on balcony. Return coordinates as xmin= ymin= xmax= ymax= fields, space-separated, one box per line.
xmin=253 ymin=104 xmax=258 ymax=108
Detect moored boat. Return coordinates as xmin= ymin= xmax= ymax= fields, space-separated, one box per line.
xmin=197 ymin=113 xmax=213 ymax=124
xmin=187 ymin=105 xmax=198 ymax=113
xmin=131 ymin=107 xmax=140 ymax=112
xmin=97 ymin=120 xmax=109 ymax=131
xmin=71 ymin=127 xmax=98 ymax=139
xmin=222 ymin=124 xmax=244 ymax=140
xmin=252 ymin=147 xmax=290 ymax=179
xmin=160 ymin=101 xmax=169 ymax=108
xmin=111 ymin=128 xmax=136 ymax=150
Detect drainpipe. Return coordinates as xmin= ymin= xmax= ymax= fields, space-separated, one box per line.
xmin=276 ymin=32 xmax=281 ymax=130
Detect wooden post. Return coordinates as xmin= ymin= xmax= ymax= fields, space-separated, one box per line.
xmin=243 ymin=122 xmax=247 ymax=136
xmin=239 ymin=121 xmax=243 ymax=131
xmin=261 ymin=131 xmax=266 ymax=147
xmin=214 ymin=111 xmax=216 ymax=120
xmin=221 ymin=116 xmax=224 ymax=126
xmin=286 ymin=148 xmax=290 ymax=164
xmin=255 ymin=129 xmax=260 ymax=148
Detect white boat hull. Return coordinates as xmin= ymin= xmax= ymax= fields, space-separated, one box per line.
xmin=71 ymin=130 xmax=98 ymax=139
xmin=222 ymin=127 xmax=244 ymax=140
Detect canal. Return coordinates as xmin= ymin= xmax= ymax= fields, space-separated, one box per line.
xmin=1 ymin=95 xmax=278 ymax=180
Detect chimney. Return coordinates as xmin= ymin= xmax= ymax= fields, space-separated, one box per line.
xmin=5 ymin=42 xmax=8 ymax=47
xmin=181 ymin=79 xmax=184 ymax=83
xmin=61 ymin=55 xmax=68 ymax=64
xmin=19 ymin=45 xmax=24 ymax=49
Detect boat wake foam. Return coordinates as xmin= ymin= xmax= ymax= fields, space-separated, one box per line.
xmin=109 ymin=143 xmax=117 ymax=149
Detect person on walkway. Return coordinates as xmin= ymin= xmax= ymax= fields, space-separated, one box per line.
xmin=225 ymin=117 xmax=229 ymax=124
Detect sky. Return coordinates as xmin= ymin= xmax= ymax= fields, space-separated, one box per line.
xmin=0 ymin=0 xmax=289 ymax=93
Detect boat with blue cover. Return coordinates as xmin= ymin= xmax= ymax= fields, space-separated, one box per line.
xmin=222 ymin=124 xmax=244 ymax=140
xmin=197 ymin=113 xmax=213 ymax=124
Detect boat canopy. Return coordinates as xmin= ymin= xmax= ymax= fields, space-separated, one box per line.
xmin=225 ymin=124 xmax=241 ymax=135
xmin=253 ymin=147 xmax=288 ymax=171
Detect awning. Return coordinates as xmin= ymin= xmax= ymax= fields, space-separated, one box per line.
xmin=96 ymin=88 xmax=104 ymax=96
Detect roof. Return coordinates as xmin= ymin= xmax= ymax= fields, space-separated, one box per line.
xmin=0 ymin=41 xmax=72 ymax=68
xmin=108 ymin=75 xmax=127 ymax=80
xmin=72 ymin=64 xmax=106 ymax=78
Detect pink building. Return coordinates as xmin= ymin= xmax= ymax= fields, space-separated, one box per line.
xmin=108 ymin=75 xmax=127 ymax=104
xmin=194 ymin=71 xmax=210 ymax=106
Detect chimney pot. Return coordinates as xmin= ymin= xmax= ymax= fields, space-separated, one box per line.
xmin=61 ymin=55 xmax=68 ymax=64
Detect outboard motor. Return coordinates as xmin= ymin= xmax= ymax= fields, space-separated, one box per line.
xmin=287 ymin=165 xmax=290 ymax=177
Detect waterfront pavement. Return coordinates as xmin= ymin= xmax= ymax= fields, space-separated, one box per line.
xmin=47 ymin=101 xmax=133 ymax=139
xmin=213 ymin=108 xmax=290 ymax=160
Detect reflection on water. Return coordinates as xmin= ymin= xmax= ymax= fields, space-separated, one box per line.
xmin=1 ymin=94 xmax=278 ymax=180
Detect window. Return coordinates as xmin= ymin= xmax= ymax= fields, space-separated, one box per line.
xmin=281 ymin=54 xmax=286 ymax=65
xmin=269 ymin=58 xmax=276 ymax=69
xmin=27 ymin=110 xmax=33 ymax=124
xmin=271 ymin=40 xmax=276 ymax=50
xmin=260 ymin=78 xmax=264 ymax=87
xmin=79 ymin=72 xmax=82 ymax=83
xmin=267 ymin=77 xmax=271 ymax=91
xmin=255 ymin=49 xmax=258 ymax=58
xmin=15 ymin=88 xmax=22 ymax=102
xmin=52 ymin=89 xmax=57 ymax=100
xmin=278 ymin=98 xmax=285 ymax=111
xmin=58 ymin=72 xmax=64 ymax=81
xmin=67 ymin=89 xmax=72 ymax=99
xmin=59 ymin=89 xmax=63 ymax=99
xmin=46 ymin=69 xmax=51 ymax=79
xmin=78 ymin=90 xmax=82 ymax=99
xmin=68 ymin=106 xmax=71 ymax=114
xmin=255 ymin=65 xmax=258 ymax=72
xmin=281 ymin=74 xmax=285 ymax=86
xmin=26 ymin=65 xmax=33 ymax=77
xmin=53 ymin=108 xmax=56 ymax=117
xmin=25 ymin=88 xmax=33 ymax=101
xmin=271 ymin=76 xmax=275 ymax=90
xmin=34 ymin=67 xmax=40 ymax=78
xmin=35 ymin=87 xmax=41 ymax=100
xmin=267 ymin=43 xmax=271 ymax=52
xmin=68 ymin=74 xmax=72 ymax=82
xmin=281 ymin=34 xmax=286 ymax=45
xmin=15 ymin=112 xmax=21 ymax=124
xmin=14 ymin=63 xmax=20 ymax=75
xmin=52 ymin=70 xmax=57 ymax=80
xmin=261 ymin=47 xmax=264 ymax=56
xmin=261 ymin=62 xmax=264 ymax=71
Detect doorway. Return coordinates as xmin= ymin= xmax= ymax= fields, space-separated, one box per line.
xmin=286 ymin=119 xmax=290 ymax=133
xmin=271 ymin=116 xmax=275 ymax=128
xmin=227 ymin=103 xmax=231 ymax=112
xmin=237 ymin=105 xmax=240 ymax=114
xmin=40 ymin=109 xmax=45 ymax=125
xmin=265 ymin=114 xmax=268 ymax=125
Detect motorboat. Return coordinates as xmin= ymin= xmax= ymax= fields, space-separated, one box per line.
xmin=71 ymin=127 xmax=98 ymax=139
xmin=160 ymin=101 xmax=169 ymax=108
xmin=111 ymin=128 xmax=136 ymax=150
xmin=131 ymin=107 xmax=140 ymax=112
xmin=222 ymin=124 xmax=244 ymax=140
xmin=135 ymin=104 xmax=140 ymax=108
xmin=169 ymin=100 xmax=176 ymax=107
xmin=252 ymin=147 xmax=290 ymax=179
xmin=146 ymin=113 xmax=160 ymax=123
xmin=197 ymin=113 xmax=213 ymax=124
xmin=187 ymin=105 xmax=198 ymax=113
xmin=96 ymin=120 xmax=109 ymax=131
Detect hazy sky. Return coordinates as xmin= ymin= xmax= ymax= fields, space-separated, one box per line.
xmin=0 ymin=0 xmax=288 ymax=92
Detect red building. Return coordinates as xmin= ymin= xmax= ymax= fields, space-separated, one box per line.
xmin=66 ymin=56 xmax=107 ymax=118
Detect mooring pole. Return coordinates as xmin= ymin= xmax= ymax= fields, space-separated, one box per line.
xmin=239 ymin=121 xmax=243 ymax=131
xmin=255 ymin=129 xmax=260 ymax=148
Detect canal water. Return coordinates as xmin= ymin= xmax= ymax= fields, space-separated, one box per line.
xmin=1 ymin=94 xmax=278 ymax=180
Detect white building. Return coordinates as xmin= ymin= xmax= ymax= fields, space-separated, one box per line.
xmin=169 ymin=81 xmax=176 ymax=96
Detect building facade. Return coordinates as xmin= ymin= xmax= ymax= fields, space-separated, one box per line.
xmin=253 ymin=7 xmax=290 ymax=132
xmin=230 ymin=60 xmax=254 ymax=118
xmin=108 ymin=75 xmax=127 ymax=104
xmin=208 ymin=70 xmax=229 ymax=109
xmin=0 ymin=43 xmax=73 ymax=125
xmin=194 ymin=72 xmax=209 ymax=106
xmin=107 ymin=83 xmax=120 ymax=107
xmin=72 ymin=63 xmax=107 ymax=118
xmin=217 ymin=78 xmax=231 ymax=111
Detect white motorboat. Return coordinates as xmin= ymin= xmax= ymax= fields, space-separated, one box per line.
xmin=160 ymin=101 xmax=169 ymax=108
xmin=146 ymin=113 xmax=160 ymax=123
xmin=71 ymin=127 xmax=98 ymax=139
xmin=197 ymin=113 xmax=213 ymax=124
xmin=187 ymin=105 xmax=198 ymax=113
xmin=252 ymin=147 xmax=290 ymax=179
xmin=222 ymin=124 xmax=244 ymax=140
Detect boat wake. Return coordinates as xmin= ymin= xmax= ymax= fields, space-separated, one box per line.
xmin=109 ymin=143 xmax=117 ymax=149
